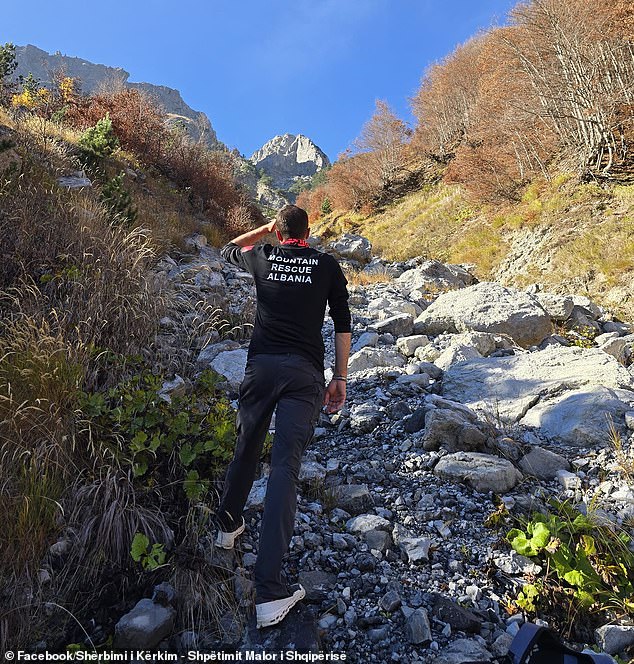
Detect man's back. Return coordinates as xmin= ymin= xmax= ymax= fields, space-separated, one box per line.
xmin=221 ymin=242 xmax=350 ymax=369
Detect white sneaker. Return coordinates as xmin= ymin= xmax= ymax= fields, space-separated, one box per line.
xmin=214 ymin=516 xmax=245 ymax=549
xmin=256 ymin=584 xmax=306 ymax=629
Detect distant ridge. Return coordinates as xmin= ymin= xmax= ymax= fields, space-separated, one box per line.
xmin=14 ymin=44 xmax=223 ymax=149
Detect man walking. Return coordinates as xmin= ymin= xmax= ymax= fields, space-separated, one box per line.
xmin=215 ymin=204 xmax=351 ymax=628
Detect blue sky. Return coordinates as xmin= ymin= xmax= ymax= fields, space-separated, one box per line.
xmin=3 ymin=0 xmax=517 ymax=160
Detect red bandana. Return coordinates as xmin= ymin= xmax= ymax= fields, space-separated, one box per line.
xmin=281 ymin=238 xmax=309 ymax=248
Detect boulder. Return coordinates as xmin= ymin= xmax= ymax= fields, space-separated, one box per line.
xmin=413 ymin=282 xmax=552 ymax=348
xmin=347 ymin=348 xmax=407 ymax=374
xmin=57 ymin=171 xmax=92 ymax=189
xmin=433 ymin=639 xmax=493 ymax=664
xmin=434 ymin=452 xmax=522 ymax=493
xmin=196 ymin=340 xmax=242 ymax=366
xmin=298 ymin=570 xmax=338 ymax=602
xmin=599 ymin=334 xmax=634 ymax=366
xmin=443 ymin=346 xmax=634 ymax=437
xmin=335 ymin=484 xmax=374 ymax=514
xmin=432 ymin=595 xmax=482 ymax=633
xmin=396 ymin=260 xmax=475 ymax=294
xmin=521 ymin=385 xmax=634 ymax=446
xmin=421 ymin=408 xmax=489 ymax=453
xmin=518 ymin=447 xmax=570 ymax=480
xmin=209 ymin=349 xmax=248 ymax=390
xmin=298 ymin=461 xmax=327 ymax=486
xmin=396 ymin=334 xmax=430 ymax=357
xmin=595 ymin=624 xmax=634 ymax=655
xmin=371 ymin=314 xmax=414 ymax=338
xmin=392 ymin=524 xmax=431 ymax=563
xmin=405 ymin=608 xmax=432 ymax=644
xmin=329 ymin=233 xmax=372 ymax=263
xmin=369 ymin=297 xmax=420 ymax=319
xmin=350 ymin=403 xmax=383 ymax=433
xmin=434 ymin=344 xmax=482 ymax=371
xmin=351 ymin=331 xmax=379 ymax=353
xmin=346 ymin=514 xmax=391 ymax=534
xmin=114 ymin=598 xmax=175 ymax=648
xmin=535 ymin=292 xmax=574 ymax=321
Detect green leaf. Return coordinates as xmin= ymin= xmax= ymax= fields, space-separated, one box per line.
xmin=133 ymin=457 xmax=148 ymax=477
xmin=572 ymin=514 xmax=594 ymax=533
xmin=574 ymin=590 xmax=596 ymax=608
xmin=131 ymin=430 xmax=148 ymax=446
xmin=508 ymin=522 xmax=550 ymax=556
xmin=529 ymin=522 xmax=551 ymax=549
xmin=179 ymin=443 xmax=197 ymax=467
xmin=130 ymin=533 xmax=149 ymax=562
xmin=184 ymin=470 xmax=207 ymax=501
xmin=580 ymin=534 xmax=596 ymax=556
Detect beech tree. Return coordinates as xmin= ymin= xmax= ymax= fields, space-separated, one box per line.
xmin=411 ymin=37 xmax=486 ymax=159
xmin=352 ymin=100 xmax=410 ymax=189
xmin=502 ymin=0 xmax=634 ymax=174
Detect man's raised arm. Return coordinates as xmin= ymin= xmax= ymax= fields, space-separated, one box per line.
xmin=220 ymin=220 xmax=277 ymax=266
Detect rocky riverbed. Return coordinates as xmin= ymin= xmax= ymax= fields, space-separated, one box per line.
xmin=126 ymin=234 xmax=634 ymax=662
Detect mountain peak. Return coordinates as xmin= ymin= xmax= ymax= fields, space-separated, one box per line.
xmin=250 ymin=134 xmax=330 ymax=189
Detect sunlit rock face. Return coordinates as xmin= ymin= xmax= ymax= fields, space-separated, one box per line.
xmin=250 ymin=133 xmax=330 ymax=189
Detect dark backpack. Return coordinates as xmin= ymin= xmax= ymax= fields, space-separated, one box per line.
xmin=466 ymin=622 xmax=615 ymax=664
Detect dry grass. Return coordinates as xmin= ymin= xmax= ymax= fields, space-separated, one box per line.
xmin=66 ymin=470 xmax=173 ymax=575
xmin=343 ymin=266 xmax=393 ymax=286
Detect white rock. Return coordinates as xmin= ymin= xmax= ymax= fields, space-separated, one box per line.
xmin=371 ymin=313 xmax=414 ymax=338
xmin=210 ymin=349 xmax=248 ymax=390
xmin=396 ymin=260 xmax=475 ymax=293
xmin=413 ymin=282 xmax=552 ymax=348
xmin=329 ymin=233 xmax=372 ymax=263
xmin=246 ymin=477 xmax=268 ymax=509
xmin=556 ymin=469 xmax=581 ymax=490
xmin=396 ymin=335 xmax=430 ymax=357
xmin=347 ymin=348 xmax=407 ymax=374
xmin=346 ymin=514 xmax=391 ymax=534
xmin=351 ymin=331 xmax=379 ymax=353
xmin=434 ymin=345 xmax=482 ymax=371
xmin=518 ymin=447 xmax=570 ymax=480
xmin=521 ymin=386 xmax=634 ymax=447
xmin=535 ymin=292 xmax=574 ymax=321
xmin=595 ymin=624 xmax=634 ymax=655
xmin=434 ymin=452 xmax=522 ymax=493
xmin=443 ymin=346 xmax=634 ymax=445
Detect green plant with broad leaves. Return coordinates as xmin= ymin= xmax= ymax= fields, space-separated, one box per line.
xmin=80 ymin=368 xmax=235 ymax=498
xmin=507 ymin=501 xmax=634 ymax=619
xmin=130 ymin=532 xmax=166 ymax=571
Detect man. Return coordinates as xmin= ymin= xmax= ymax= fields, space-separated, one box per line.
xmin=215 ymin=204 xmax=351 ymax=629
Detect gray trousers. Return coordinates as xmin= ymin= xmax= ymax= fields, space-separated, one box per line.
xmin=217 ymin=353 xmax=325 ymax=602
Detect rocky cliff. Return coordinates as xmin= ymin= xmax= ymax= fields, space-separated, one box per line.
xmin=14 ymin=44 xmax=223 ymax=149
xmin=250 ymin=133 xmax=330 ymax=190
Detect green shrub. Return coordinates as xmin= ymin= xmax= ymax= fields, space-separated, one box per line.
xmin=80 ymin=369 xmax=235 ymax=498
xmin=101 ymin=171 xmax=137 ymax=224
xmin=321 ymin=197 xmax=332 ymax=215
xmin=79 ymin=113 xmax=119 ymax=157
xmin=130 ymin=532 xmax=166 ymax=571
xmin=506 ymin=501 xmax=634 ymax=622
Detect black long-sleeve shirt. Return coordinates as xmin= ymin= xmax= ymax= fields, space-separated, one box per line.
xmin=221 ymin=242 xmax=351 ymax=370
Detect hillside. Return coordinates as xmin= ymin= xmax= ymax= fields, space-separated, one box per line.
xmin=14 ymin=44 xmax=223 ymax=149
xmin=314 ymin=175 xmax=634 ymax=320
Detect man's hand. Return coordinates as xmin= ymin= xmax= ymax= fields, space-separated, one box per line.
xmin=323 ymin=378 xmax=346 ymax=413
xmin=266 ymin=219 xmax=276 ymax=234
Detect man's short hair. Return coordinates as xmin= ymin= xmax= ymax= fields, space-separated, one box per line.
xmin=276 ymin=205 xmax=309 ymax=239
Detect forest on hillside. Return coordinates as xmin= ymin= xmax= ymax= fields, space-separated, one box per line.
xmin=298 ymin=0 xmax=634 ymax=216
